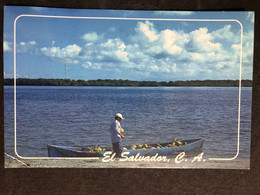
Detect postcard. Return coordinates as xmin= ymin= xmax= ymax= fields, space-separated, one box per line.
xmin=4 ymin=6 xmax=254 ymax=169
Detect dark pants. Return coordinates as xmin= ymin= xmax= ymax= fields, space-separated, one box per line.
xmin=112 ymin=141 xmax=123 ymax=158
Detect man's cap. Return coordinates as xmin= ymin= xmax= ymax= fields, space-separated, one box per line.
xmin=115 ymin=113 xmax=124 ymax=120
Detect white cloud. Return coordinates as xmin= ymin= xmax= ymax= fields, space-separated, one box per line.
xmin=211 ymin=25 xmax=240 ymax=43
xmin=39 ymin=20 xmax=253 ymax=80
xmin=4 ymin=72 xmax=11 ymax=78
xmin=82 ymin=61 xmax=92 ymax=69
xmin=247 ymin=12 xmax=254 ymax=23
xmin=186 ymin=28 xmax=221 ymax=53
xmin=231 ymin=44 xmax=241 ymax=52
xmin=17 ymin=41 xmax=37 ymax=53
xmin=95 ymin=38 xmax=129 ymax=63
xmin=31 ymin=7 xmax=44 ymax=11
xmin=132 ymin=22 xmax=188 ymax=59
xmin=82 ymin=61 xmax=102 ymax=70
xmin=41 ymin=44 xmax=82 ymax=64
xmin=135 ymin=21 xmax=158 ymax=42
xmin=126 ymin=43 xmax=150 ymax=63
xmin=121 ymin=11 xmax=141 ymax=17
xmin=154 ymin=11 xmax=193 ymax=16
xmin=89 ymin=22 xmax=235 ymax=78
xmin=4 ymin=41 xmax=12 ymax=52
xmin=82 ymin=32 xmax=100 ymax=42
xmin=58 ymin=38 xmax=130 ymax=69
xmin=242 ymin=30 xmax=254 ymax=66
xmin=161 ymin=29 xmax=186 ymax=55
xmin=129 ymin=23 xmax=242 ymax=79
xmin=4 ymin=72 xmax=30 ymax=78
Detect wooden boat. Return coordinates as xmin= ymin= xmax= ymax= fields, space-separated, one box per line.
xmin=47 ymin=138 xmax=204 ymax=157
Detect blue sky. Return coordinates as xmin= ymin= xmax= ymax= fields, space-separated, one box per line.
xmin=4 ymin=6 xmax=254 ymax=81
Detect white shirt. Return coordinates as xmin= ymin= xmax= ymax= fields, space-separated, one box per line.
xmin=109 ymin=120 xmax=122 ymax=143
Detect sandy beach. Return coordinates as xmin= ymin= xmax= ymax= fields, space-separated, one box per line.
xmin=5 ymin=157 xmax=250 ymax=169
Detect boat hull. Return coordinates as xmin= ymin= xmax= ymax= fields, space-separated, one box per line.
xmin=47 ymin=138 xmax=204 ymax=158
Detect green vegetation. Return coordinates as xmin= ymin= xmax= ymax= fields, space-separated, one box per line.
xmin=4 ymin=78 xmax=252 ymax=87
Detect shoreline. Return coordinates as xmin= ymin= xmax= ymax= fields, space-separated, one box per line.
xmin=4 ymin=78 xmax=253 ymax=87
xmin=5 ymin=157 xmax=250 ymax=169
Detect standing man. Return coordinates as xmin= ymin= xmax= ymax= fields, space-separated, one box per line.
xmin=109 ymin=113 xmax=125 ymax=158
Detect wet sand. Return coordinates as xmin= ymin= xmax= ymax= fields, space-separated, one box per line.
xmin=5 ymin=157 xmax=250 ymax=169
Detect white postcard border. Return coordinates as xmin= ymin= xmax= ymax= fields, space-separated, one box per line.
xmin=13 ymin=14 xmax=243 ymax=161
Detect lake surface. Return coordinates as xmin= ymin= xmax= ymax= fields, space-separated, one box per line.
xmin=4 ymin=86 xmax=252 ymax=159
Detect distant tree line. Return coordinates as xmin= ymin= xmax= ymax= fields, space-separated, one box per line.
xmin=4 ymin=78 xmax=252 ymax=87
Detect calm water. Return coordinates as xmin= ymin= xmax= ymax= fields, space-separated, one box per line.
xmin=4 ymin=86 xmax=252 ymax=158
